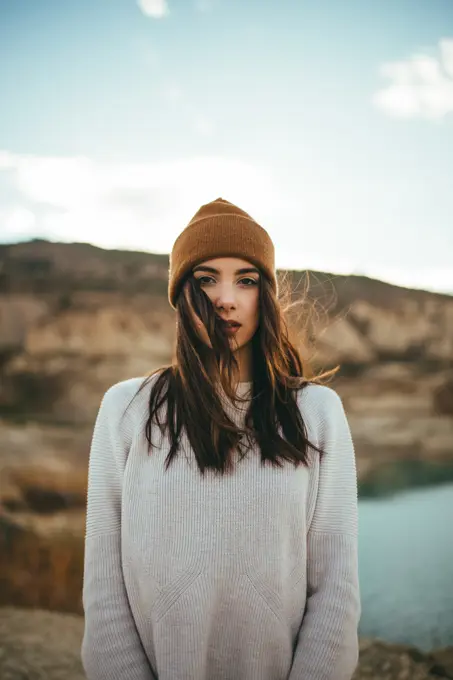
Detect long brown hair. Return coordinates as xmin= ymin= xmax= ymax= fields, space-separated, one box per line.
xmin=130 ymin=268 xmax=336 ymax=476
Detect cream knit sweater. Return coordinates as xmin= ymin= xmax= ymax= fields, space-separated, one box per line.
xmin=81 ymin=376 xmax=361 ymax=680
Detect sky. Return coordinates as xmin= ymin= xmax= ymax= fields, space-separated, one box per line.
xmin=0 ymin=0 xmax=452 ymax=294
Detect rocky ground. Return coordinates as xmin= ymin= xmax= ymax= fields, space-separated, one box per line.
xmin=0 ymin=606 xmax=452 ymax=680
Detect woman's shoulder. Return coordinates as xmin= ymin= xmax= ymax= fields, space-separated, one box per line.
xmin=296 ymin=381 xmax=347 ymax=431
xmin=103 ymin=375 xmax=147 ymax=402
xmin=100 ymin=372 xmax=162 ymax=416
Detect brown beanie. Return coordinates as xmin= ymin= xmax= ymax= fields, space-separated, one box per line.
xmin=168 ymin=197 xmax=276 ymax=309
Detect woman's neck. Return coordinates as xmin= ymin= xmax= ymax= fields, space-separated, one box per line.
xmin=233 ymin=343 xmax=253 ymax=382
xmin=206 ymin=346 xmax=253 ymax=384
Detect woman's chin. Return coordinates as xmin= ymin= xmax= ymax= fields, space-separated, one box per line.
xmin=229 ymin=336 xmax=251 ymax=352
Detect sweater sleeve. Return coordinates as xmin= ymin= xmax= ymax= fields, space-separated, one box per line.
xmin=81 ymin=384 xmax=156 ymax=680
xmin=288 ymin=387 xmax=361 ymax=680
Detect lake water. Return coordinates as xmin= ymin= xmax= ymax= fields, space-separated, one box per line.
xmin=358 ymin=483 xmax=453 ymax=651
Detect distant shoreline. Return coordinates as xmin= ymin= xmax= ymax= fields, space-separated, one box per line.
xmin=358 ymin=460 xmax=453 ymax=499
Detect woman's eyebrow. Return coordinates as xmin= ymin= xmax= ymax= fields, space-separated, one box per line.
xmin=192 ymin=266 xmax=260 ymax=275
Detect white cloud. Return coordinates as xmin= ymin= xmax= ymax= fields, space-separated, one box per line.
xmin=442 ymin=38 xmax=453 ymax=78
xmin=0 ymin=206 xmax=37 ymax=239
xmin=373 ymin=37 xmax=453 ymax=120
xmin=137 ymin=0 xmax=169 ymax=19
xmin=0 ymin=151 xmax=280 ymax=253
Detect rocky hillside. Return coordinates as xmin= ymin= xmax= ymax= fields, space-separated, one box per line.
xmin=0 ymin=238 xmax=453 ymax=615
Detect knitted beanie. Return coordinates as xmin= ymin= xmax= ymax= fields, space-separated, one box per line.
xmin=168 ymin=197 xmax=276 ymax=309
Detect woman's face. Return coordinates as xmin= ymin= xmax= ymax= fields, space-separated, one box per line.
xmin=190 ymin=256 xmax=260 ymax=351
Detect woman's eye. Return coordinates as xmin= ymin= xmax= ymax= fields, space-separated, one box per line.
xmin=195 ymin=276 xmax=258 ymax=286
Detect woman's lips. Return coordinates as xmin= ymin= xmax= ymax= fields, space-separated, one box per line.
xmin=223 ymin=323 xmax=241 ymax=335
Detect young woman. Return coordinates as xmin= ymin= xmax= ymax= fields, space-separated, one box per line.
xmin=81 ymin=198 xmax=361 ymax=680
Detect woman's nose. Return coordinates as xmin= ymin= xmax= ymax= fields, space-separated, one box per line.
xmin=215 ymin=286 xmax=237 ymax=310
